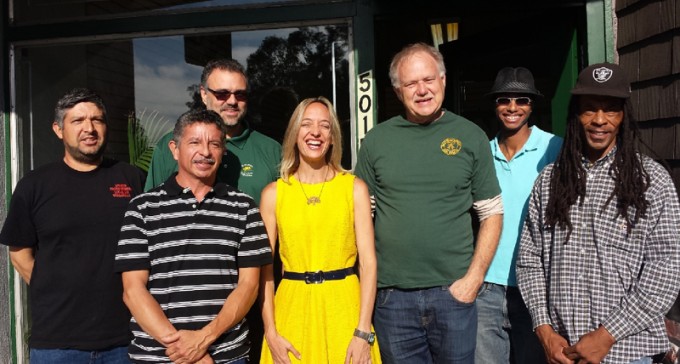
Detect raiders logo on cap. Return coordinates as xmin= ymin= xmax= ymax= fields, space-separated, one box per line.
xmin=571 ymin=63 xmax=630 ymax=99
xmin=592 ymin=67 xmax=613 ymax=83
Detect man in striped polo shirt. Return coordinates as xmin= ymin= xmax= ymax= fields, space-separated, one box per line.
xmin=115 ymin=109 xmax=272 ymax=364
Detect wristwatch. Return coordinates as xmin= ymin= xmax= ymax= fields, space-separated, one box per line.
xmin=353 ymin=328 xmax=376 ymax=345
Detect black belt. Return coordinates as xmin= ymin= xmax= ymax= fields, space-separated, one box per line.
xmin=283 ymin=267 xmax=355 ymax=284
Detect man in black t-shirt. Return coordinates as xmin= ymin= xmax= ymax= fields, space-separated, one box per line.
xmin=0 ymin=88 xmax=145 ymax=363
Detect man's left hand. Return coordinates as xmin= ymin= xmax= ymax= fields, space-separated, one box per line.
xmin=449 ymin=275 xmax=482 ymax=304
xmin=563 ymin=325 xmax=615 ymax=363
xmin=162 ymin=330 xmax=210 ymax=364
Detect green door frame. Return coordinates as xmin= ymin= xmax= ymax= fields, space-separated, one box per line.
xmin=586 ymin=0 xmax=617 ymax=64
xmin=552 ymin=0 xmax=615 ymax=136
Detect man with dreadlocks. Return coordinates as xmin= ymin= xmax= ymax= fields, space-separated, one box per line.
xmin=516 ymin=63 xmax=680 ymax=364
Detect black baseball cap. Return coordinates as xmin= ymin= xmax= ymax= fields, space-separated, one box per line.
xmin=571 ymin=62 xmax=631 ymax=99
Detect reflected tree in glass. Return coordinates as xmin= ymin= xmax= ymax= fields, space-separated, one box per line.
xmin=245 ymin=26 xmax=350 ymax=141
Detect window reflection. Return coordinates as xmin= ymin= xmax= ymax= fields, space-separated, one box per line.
xmin=13 ymin=24 xmax=350 ymax=173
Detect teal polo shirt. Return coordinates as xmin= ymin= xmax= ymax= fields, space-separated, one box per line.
xmin=486 ymin=126 xmax=562 ymax=286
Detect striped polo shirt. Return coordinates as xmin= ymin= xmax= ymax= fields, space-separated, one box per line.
xmin=115 ymin=175 xmax=272 ymax=363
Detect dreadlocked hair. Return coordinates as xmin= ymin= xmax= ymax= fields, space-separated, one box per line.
xmin=545 ymin=98 xmax=650 ymax=241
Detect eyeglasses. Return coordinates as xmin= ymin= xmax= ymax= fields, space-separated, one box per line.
xmin=496 ymin=97 xmax=532 ymax=106
xmin=205 ymin=87 xmax=248 ymax=102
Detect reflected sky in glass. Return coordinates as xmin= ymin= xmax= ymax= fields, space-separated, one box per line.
xmin=133 ymin=28 xmax=295 ymax=132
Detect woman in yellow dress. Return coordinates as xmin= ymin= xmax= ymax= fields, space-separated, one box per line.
xmin=259 ymin=97 xmax=381 ymax=364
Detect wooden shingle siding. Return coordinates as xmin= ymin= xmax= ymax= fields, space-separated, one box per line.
xmin=616 ymin=11 xmax=637 ymax=47
xmin=639 ymin=39 xmax=671 ymax=81
xmin=636 ymin=85 xmax=661 ymax=121
xmin=616 ymin=0 xmax=680 ymax=181
xmin=660 ymin=80 xmax=679 ymax=118
xmin=619 ymin=0 xmax=680 ymax=325
xmin=674 ymin=34 xmax=680 ymax=73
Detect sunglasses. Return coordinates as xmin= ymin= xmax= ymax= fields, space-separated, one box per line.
xmin=496 ymin=97 xmax=532 ymax=106
xmin=206 ymin=87 xmax=248 ymax=102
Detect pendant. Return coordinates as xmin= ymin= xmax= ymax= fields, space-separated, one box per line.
xmin=307 ymin=196 xmax=321 ymax=205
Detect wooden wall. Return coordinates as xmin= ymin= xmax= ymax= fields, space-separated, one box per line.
xmin=616 ymin=0 xmax=680 ymax=338
xmin=616 ymin=0 xmax=680 ymax=189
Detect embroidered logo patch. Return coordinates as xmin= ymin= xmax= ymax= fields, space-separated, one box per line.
xmin=110 ymin=183 xmax=132 ymax=198
xmin=440 ymin=138 xmax=462 ymax=156
xmin=592 ymin=67 xmax=613 ymax=83
xmin=241 ymin=164 xmax=254 ymax=177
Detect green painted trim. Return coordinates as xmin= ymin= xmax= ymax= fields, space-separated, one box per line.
xmin=3 ymin=0 xmax=19 ymax=358
xmin=353 ymin=0 xmax=375 ymax=74
xmin=585 ymin=0 xmax=616 ymax=64
xmin=351 ymin=0 xmax=377 ymax=166
xmin=4 ymin=109 xmax=18 ymax=363
xmin=552 ymin=29 xmax=579 ymax=137
xmin=3 ymin=111 xmax=19 ymax=364
xmin=603 ymin=0 xmax=615 ymax=62
xmin=8 ymin=262 xmax=17 ymax=364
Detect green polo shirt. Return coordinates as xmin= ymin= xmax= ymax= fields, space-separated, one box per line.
xmin=355 ymin=111 xmax=500 ymax=289
xmin=144 ymin=127 xmax=281 ymax=204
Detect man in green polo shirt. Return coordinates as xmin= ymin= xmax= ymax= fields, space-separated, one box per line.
xmin=355 ymin=42 xmax=503 ymax=364
xmin=144 ymin=59 xmax=281 ymax=205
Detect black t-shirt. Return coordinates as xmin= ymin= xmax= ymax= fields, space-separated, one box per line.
xmin=0 ymin=159 xmax=145 ymax=350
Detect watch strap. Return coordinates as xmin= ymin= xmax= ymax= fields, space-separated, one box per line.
xmin=353 ymin=328 xmax=375 ymax=344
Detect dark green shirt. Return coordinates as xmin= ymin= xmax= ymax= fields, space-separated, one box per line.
xmin=145 ymin=128 xmax=281 ymax=204
xmin=355 ymin=111 xmax=500 ymax=289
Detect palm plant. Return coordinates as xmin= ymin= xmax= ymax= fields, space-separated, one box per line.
xmin=127 ymin=109 xmax=173 ymax=172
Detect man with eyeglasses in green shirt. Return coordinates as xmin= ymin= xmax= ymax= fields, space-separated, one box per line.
xmin=145 ymin=59 xmax=281 ymax=205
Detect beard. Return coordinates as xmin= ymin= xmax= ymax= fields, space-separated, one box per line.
xmin=65 ymin=140 xmax=107 ymax=164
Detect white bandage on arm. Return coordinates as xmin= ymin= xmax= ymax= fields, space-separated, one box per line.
xmin=473 ymin=194 xmax=503 ymax=221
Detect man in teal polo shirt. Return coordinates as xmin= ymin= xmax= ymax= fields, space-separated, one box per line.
xmin=144 ymin=59 xmax=281 ymax=363
xmin=144 ymin=59 xmax=281 ymax=205
xmin=475 ymin=67 xmax=562 ymax=364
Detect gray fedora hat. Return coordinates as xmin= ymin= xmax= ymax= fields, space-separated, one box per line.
xmin=487 ymin=67 xmax=542 ymax=97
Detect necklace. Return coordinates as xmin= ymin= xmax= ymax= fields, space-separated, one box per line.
xmin=298 ymin=167 xmax=330 ymax=205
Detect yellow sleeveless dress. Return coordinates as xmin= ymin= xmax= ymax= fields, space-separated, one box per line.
xmin=260 ymin=172 xmax=381 ymax=363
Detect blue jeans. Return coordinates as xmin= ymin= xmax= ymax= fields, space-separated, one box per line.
xmin=475 ymin=283 xmax=545 ymax=364
xmin=629 ymin=356 xmax=652 ymax=364
xmin=374 ymin=286 xmax=477 ymax=364
xmin=30 ymin=346 xmax=129 ymax=364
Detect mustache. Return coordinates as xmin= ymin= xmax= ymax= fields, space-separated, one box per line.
xmin=220 ymin=105 xmax=240 ymax=112
xmin=192 ymin=158 xmax=216 ymax=164
xmin=79 ymin=132 xmax=99 ymax=139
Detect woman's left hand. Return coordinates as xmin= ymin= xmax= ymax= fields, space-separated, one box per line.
xmin=344 ymin=336 xmax=372 ymax=364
